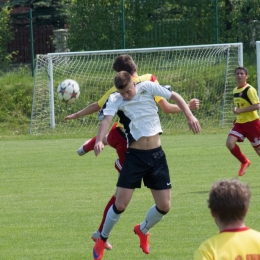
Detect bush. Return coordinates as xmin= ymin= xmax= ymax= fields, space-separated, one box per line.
xmin=0 ymin=66 xmax=33 ymax=135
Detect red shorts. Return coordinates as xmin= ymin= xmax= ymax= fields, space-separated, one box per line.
xmin=229 ymin=119 xmax=260 ymax=147
xmin=107 ymin=123 xmax=127 ymax=172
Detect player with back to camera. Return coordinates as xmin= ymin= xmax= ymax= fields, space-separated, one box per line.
xmin=65 ymin=55 xmax=200 ymax=250
xmin=226 ymin=66 xmax=260 ymax=176
xmin=92 ymin=71 xmax=201 ymax=260
xmin=194 ymin=178 xmax=260 ymax=259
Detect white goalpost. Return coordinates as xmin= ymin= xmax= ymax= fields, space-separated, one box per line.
xmin=30 ymin=43 xmax=243 ymax=135
xmin=256 ymin=41 xmax=260 ymax=103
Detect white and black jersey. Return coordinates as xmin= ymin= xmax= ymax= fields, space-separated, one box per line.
xmin=99 ymin=81 xmax=172 ymax=147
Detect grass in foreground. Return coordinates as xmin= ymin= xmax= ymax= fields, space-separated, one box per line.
xmin=0 ymin=134 xmax=260 ymax=259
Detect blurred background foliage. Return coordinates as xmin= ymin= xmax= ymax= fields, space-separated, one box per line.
xmin=67 ymin=0 xmax=260 ymax=52
xmin=0 ymin=0 xmax=259 ymax=135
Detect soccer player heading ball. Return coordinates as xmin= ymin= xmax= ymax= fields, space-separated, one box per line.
xmin=92 ymin=71 xmax=201 ymax=259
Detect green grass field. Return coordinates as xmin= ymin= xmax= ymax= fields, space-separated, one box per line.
xmin=1 ymin=133 xmax=260 ymax=260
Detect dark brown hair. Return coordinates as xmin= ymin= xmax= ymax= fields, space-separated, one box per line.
xmin=112 ymin=55 xmax=138 ymax=75
xmin=235 ymin=66 xmax=248 ymax=75
xmin=114 ymin=71 xmax=133 ymax=90
xmin=208 ymin=178 xmax=251 ymax=224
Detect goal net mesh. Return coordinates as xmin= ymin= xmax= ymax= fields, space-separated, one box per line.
xmin=30 ymin=44 xmax=242 ymax=135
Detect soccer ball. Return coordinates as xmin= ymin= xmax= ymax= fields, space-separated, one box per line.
xmin=57 ymin=79 xmax=80 ymax=104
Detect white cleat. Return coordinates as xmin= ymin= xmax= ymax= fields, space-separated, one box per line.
xmin=77 ymin=139 xmax=90 ymax=156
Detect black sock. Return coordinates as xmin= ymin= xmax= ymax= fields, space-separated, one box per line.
xmin=100 ymin=235 xmax=108 ymax=242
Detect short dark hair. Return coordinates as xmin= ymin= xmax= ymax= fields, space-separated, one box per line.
xmin=112 ymin=55 xmax=138 ymax=75
xmin=114 ymin=71 xmax=133 ymax=90
xmin=208 ymin=178 xmax=251 ymax=224
xmin=235 ymin=66 xmax=248 ymax=75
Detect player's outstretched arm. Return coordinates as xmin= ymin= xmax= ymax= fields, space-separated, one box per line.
xmin=170 ymin=92 xmax=201 ymax=134
xmin=158 ymin=98 xmax=199 ymax=114
xmin=64 ymin=102 xmax=101 ymax=120
xmin=94 ymin=115 xmax=113 ymax=156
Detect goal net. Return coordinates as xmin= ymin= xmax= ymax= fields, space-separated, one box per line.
xmin=30 ymin=43 xmax=243 ymax=135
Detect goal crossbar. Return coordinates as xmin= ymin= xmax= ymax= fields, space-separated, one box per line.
xmin=48 ymin=43 xmax=243 ymax=57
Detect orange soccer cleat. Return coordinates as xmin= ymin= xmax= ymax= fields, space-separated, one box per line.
xmin=91 ymin=230 xmax=112 ymax=250
xmin=238 ymin=159 xmax=251 ymax=176
xmin=134 ymin=224 xmax=150 ymax=254
xmin=93 ymin=238 xmax=106 ymax=260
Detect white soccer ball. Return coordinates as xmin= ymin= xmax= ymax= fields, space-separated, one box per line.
xmin=57 ymin=79 xmax=80 ymax=104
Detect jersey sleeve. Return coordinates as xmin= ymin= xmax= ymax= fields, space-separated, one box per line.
xmin=154 ymin=95 xmax=164 ymax=103
xmin=248 ymin=86 xmax=260 ymax=104
xmin=134 ymin=74 xmax=158 ymax=84
xmin=98 ymin=93 xmax=120 ymax=120
xmin=97 ymin=86 xmax=117 ymax=107
xmin=149 ymin=74 xmax=164 ymax=103
xmin=145 ymin=81 xmax=172 ymax=100
xmin=150 ymin=74 xmax=157 ymax=83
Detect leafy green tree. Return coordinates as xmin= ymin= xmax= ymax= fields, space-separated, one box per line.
xmin=68 ymin=0 xmax=122 ymax=51
xmin=0 ymin=3 xmax=14 ymax=71
xmin=68 ymin=0 xmax=170 ymax=51
xmin=5 ymin=0 xmax=71 ymax=28
xmin=228 ymin=0 xmax=260 ymax=51
xmin=4 ymin=0 xmax=71 ymax=9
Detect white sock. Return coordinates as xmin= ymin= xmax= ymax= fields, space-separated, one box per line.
xmin=140 ymin=205 xmax=164 ymax=234
xmin=101 ymin=205 xmax=121 ymax=238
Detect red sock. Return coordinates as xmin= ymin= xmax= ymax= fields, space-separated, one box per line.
xmin=98 ymin=195 xmax=116 ymax=232
xmin=83 ymin=136 xmax=96 ymax=152
xmin=230 ymin=144 xmax=247 ymax=164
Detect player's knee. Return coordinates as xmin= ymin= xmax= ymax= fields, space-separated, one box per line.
xmin=156 ymin=203 xmax=171 ymax=214
xmin=114 ymin=201 xmax=127 ymax=212
xmin=254 ymin=146 xmax=260 ymax=156
xmin=226 ymin=139 xmax=234 ymax=150
xmin=113 ymin=203 xmax=125 ymax=214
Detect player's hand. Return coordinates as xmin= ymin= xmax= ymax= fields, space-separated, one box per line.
xmin=94 ymin=141 xmax=104 ymax=156
xmin=233 ymin=107 xmax=240 ymax=115
xmin=64 ymin=114 xmax=77 ymax=120
xmin=188 ymin=115 xmax=201 ymax=134
xmin=188 ymin=98 xmax=200 ymax=111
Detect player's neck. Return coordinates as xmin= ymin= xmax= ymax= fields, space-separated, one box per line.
xmin=237 ymin=82 xmax=247 ymax=88
xmin=218 ymin=221 xmax=246 ymax=232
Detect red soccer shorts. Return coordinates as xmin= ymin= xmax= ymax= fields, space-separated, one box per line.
xmin=229 ymin=119 xmax=260 ymax=147
xmin=107 ymin=123 xmax=127 ymax=172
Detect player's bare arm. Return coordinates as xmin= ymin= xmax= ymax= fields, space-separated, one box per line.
xmin=233 ymin=103 xmax=260 ymax=115
xmin=94 ymin=115 xmax=113 ymax=156
xmin=158 ymin=98 xmax=199 ymax=114
xmin=170 ymin=91 xmax=201 ymax=134
xmin=64 ymin=102 xmax=101 ymax=120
